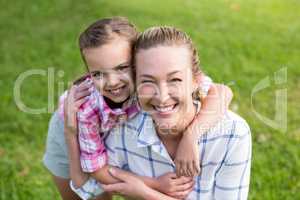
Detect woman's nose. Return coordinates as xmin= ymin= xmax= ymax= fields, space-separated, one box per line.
xmin=156 ymin=83 xmax=170 ymax=103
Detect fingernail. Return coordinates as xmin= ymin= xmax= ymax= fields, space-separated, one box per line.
xmin=88 ymin=87 xmax=94 ymax=93
xmin=108 ymin=167 xmax=115 ymax=175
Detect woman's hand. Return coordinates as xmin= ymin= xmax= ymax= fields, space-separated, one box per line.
xmin=101 ymin=167 xmax=150 ymax=199
xmin=156 ymin=172 xmax=194 ymax=199
xmin=102 ymin=168 xmax=192 ymax=200
xmin=64 ymin=79 xmax=92 ymax=134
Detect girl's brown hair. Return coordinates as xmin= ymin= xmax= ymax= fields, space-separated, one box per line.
xmin=79 ymin=16 xmax=138 ymax=67
xmin=134 ymin=26 xmax=201 ymax=76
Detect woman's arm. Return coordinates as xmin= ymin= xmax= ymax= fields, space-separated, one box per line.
xmin=175 ymin=83 xmax=233 ymax=177
xmin=102 ymin=167 xmax=194 ymax=200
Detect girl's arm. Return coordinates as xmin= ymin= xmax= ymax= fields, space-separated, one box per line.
xmin=65 ymin=80 xmax=193 ymax=199
xmin=63 ymin=82 xmax=91 ymax=188
xmin=175 ymin=83 xmax=233 ymax=177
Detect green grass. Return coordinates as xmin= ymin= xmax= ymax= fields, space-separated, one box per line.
xmin=0 ymin=0 xmax=299 ymax=199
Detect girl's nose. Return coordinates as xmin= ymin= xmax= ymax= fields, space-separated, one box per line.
xmin=106 ymin=73 xmax=119 ymax=87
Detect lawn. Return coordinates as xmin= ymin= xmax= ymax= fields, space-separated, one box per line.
xmin=0 ymin=0 xmax=299 ymax=199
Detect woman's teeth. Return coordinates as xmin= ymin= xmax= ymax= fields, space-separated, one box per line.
xmin=154 ymin=105 xmax=176 ymax=112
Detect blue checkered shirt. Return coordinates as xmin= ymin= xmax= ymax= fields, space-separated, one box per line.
xmin=71 ymin=110 xmax=251 ymax=200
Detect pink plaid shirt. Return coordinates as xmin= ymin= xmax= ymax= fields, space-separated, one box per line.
xmin=58 ymin=79 xmax=140 ymax=173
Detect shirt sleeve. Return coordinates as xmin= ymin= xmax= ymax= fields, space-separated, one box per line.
xmin=70 ymin=178 xmax=104 ymax=200
xmin=105 ymin=126 xmax=126 ymax=168
xmin=214 ymin=121 xmax=252 ymax=200
xmin=194 ymin=75 xmax=213 ymax=100
xmin=57 ymin=90 xmax=68 ymax=121
xmin=77 ymin=96 xmax=108 ymax=173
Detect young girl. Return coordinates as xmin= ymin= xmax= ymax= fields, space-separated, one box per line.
xmin=59 ymin=17 xmax=232 ymax=199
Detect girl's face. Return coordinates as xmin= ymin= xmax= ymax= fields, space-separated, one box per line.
xmin=83 ymin=37 xmax=134 ymax=103
xmin=135 ymin=45 xmax=197 ymax=133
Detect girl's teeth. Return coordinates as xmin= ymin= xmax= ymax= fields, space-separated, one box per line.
xmin=110 ymin=88 xmax=121 ymax=95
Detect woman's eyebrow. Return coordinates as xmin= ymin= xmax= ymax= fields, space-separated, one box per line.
xmin=167 ymin=70 xmax=181 ymax=76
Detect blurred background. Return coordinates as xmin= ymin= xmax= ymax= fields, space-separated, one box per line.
xmin=0 ymin=0 xmax=299 ymax=199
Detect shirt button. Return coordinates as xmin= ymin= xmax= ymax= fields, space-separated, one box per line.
xmin=118 ymin=114 xmax=127 ymax=122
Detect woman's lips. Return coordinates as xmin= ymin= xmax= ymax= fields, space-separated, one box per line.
xmin=152 ymin=103 xmax=178 ymax=117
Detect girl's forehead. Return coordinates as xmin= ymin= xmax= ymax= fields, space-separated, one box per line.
xmin=84 ymin=40 xmax=132 ymax=71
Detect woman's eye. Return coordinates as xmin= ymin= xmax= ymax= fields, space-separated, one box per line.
xmin=170 ymin=78 xmax=182 ymax=82
xmin=141 ymin=80 xmax=153 ymax=83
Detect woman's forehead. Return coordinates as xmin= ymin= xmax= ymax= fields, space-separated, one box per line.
xmin=135 ymin=46 xmax=192 ymax=76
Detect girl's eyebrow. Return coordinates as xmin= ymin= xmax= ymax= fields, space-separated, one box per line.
xmin=90 ymin=62 xmax=131 ymax=74
xmin=140 ymin=74 xmax=154 ymax=79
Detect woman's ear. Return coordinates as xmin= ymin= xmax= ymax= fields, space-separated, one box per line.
xmin=192 ymin=72 xmax=205 ymax=91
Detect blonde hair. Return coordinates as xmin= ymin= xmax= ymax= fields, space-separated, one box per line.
xmin=134 ymin=26 xmax=201 ymax=76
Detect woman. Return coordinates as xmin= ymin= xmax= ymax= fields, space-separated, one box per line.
xmin=67 ymin=26 xmax=251 ymax=199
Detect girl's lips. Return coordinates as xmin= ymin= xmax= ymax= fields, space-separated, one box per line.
xmin=106 ymin=85 xmax=127 ymax=96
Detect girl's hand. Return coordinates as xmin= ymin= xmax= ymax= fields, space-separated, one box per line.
xmin=156 ymin=172 xmax=194 ymax=199
xmin=64 ymin=79 xmax=92 ymax=134
xmin=175 ymin=83 xmax=233 ymax=177
xmin=175 ymin=135 xmax=200 ymax=177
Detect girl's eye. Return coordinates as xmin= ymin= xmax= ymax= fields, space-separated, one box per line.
xmin=92 ymin=72 xmax=103 ymax=79
xmin=117 ymin=65 xmax=130 ymax=72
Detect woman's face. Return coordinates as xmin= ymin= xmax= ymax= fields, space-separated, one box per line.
xmin=135 ymin=45 xmax=197 ymax=133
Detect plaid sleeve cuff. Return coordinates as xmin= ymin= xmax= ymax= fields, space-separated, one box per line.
xmin=80 ymin=151 xmax=108 ymax=173
xmin=70 ymin=177 xmax=103 ymax=200
xmin=199 ymin=75 xmax=213 ymax=98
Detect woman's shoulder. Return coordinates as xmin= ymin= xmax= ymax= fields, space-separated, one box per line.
xmin=204 ymin=111 xmax=250 ymax=140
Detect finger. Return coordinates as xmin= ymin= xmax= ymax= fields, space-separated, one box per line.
xmin=76 ymin=79 xmax=92 ymax=91
xmin=168 ymin=185 xmax=194 ymax=199
xmin=108 ymin=167 xmax=132 ymax=182
xmin=175 ymin=160 xmax=182 ymax=177
xmin=173 ymin=176 xmax=193 ymax=185
xmin=74 ymin=98 xmax=88 ymax=109
xmin=193 ymin=160 xmax=201 ymax=176
xmin=173 ymin=179 xmax=195 ymax=192
xmin=75 ymin=89 xmax=91 ymax=100
xmin=102 ymin=183 xmax=125 ymax=193
xmin=167 ymin=172 xmax=178 ymax=179
xmin=174 ymin=183 xmax=194 ymax=199
xmin=186 ymin=162 xmax=194 ymax=177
